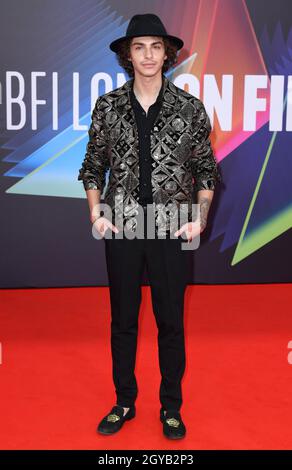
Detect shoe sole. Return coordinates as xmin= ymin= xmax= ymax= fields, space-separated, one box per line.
xmin=164 ymin=432 xmax=186 ymax=440
xmin=97 ymin=428 xmax=120 ymax=436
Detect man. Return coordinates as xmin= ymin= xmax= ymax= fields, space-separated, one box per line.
xmin=77 ymin=13 xmax=221 ymax=439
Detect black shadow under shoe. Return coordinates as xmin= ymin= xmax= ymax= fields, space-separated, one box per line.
xmin=97 ymin=404 xmax=136 ymax=435
xmin=160 ymin=408 xmax=186 ymax=439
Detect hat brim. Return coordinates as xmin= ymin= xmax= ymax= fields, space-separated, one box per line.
xmin=109 ymin=34 xmax=184 ymax=53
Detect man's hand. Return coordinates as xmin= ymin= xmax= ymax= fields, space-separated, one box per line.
xmin=91 ymin=216 xmax=119 ymax=238
xmin=174 ymin=192 xmax=213 ymax=243
xmin=174 ymin=220 xmax=204 ymax=243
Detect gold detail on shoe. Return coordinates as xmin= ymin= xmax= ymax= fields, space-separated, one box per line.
xmin=107 ymin=413 xmax=121 ymax=422
xmin=166 ymin=417 xmax=180 ymax=427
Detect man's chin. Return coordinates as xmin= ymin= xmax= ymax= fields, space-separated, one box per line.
xmin=136 ymin=68 xmax=161 ymax=77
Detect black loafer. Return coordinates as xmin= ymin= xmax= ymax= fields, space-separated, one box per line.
xmin=97 ymin=404 xmax=136 ymax=435
xmin=160 ymin=408 xmax=186 ymax=439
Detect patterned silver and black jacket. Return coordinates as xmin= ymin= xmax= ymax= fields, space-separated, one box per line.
xmin=77 ymin=74 xmax=221 ymax=234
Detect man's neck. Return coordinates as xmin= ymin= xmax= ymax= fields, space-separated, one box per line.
xmin=132 ymin=72 xmax=164 ymax=104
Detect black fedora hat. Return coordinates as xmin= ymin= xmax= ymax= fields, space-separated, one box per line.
xmin=109 ymin=13 xmax=184 ymax=53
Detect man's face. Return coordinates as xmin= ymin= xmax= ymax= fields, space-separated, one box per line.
xmin=128 ymin=36 xmax=167 ymax=77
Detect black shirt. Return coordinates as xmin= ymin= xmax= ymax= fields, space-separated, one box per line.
xmin=130 ymin=80 xmax=164 ymax=205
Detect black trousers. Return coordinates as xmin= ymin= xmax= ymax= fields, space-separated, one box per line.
xmin=104 ymin=209 xmax=192 ymax=412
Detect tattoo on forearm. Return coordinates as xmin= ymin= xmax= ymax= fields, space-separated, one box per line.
xmin=199 ymin=197 xmax=211 ymax=230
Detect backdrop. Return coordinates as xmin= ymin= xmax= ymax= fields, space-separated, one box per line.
xmin=1 ymin=0 xmax=291 ymax=288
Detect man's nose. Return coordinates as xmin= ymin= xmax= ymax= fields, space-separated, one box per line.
xmin=144 ymin=49 xmax=153 ymax=58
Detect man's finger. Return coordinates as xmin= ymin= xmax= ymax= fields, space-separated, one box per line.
xmin=174 ymin=228 xmax=183 ymax=237
xmin=108 ymin=221 xmax=119 ymax=233
xmin=101 ymin=225 xmax=108 ymax=236
xmin=99 ymin=222 xmax=105 ymax=234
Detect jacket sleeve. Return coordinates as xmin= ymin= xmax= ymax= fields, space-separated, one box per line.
xmin=190 ymin=100 xmax=221 ymax=191
xmin=77 ymin=97 xmax=110 ymax=192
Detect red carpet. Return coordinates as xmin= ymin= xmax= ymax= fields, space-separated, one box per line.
xmin=1 ymin=283 xmax=292 ymax=449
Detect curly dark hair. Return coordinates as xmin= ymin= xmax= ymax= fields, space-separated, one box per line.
xmin=114 ymin=37 xmax=179 ymax=77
